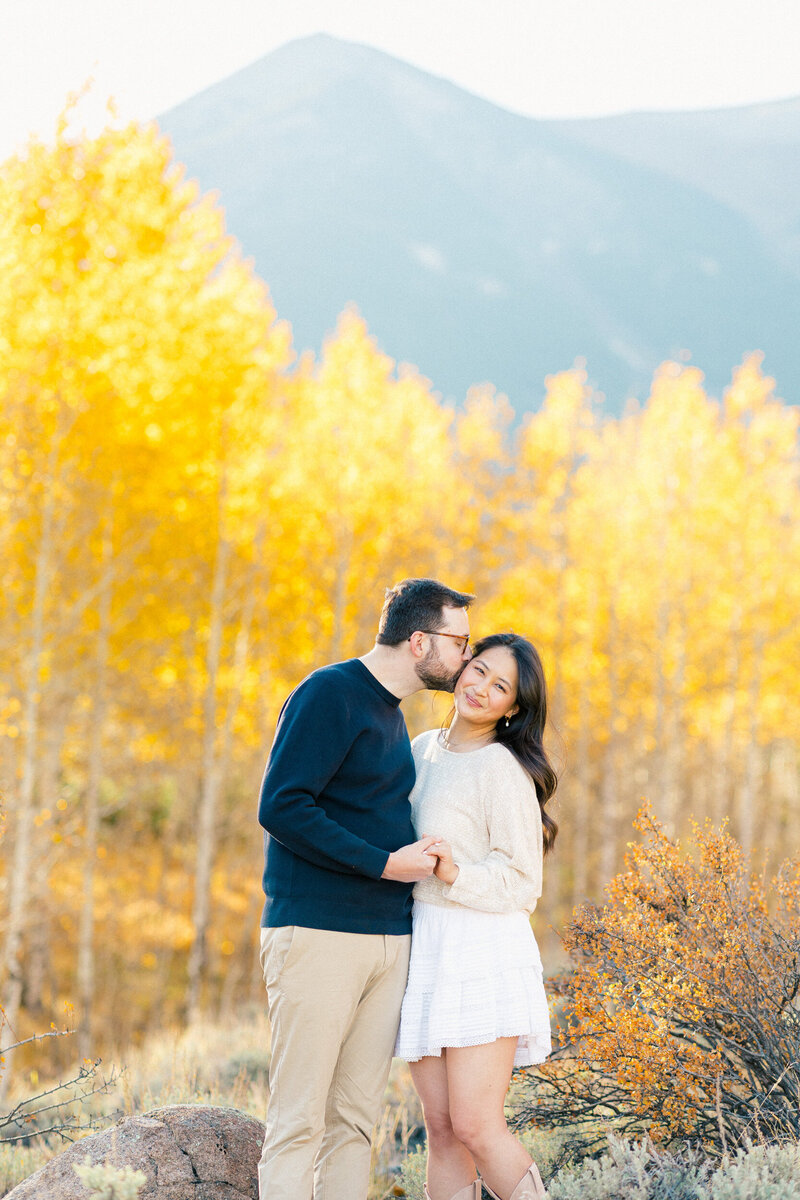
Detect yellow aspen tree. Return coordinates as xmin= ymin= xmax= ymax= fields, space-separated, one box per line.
xmin=480 ymin=369 xmax=598 ymax=901
xmin=0 ymin=110 xmax=290 ymax=1049
xmin=716 ymin=356 xmax=800 ymax=857
xmin=269 ymin=310 xmax=456 ymax=674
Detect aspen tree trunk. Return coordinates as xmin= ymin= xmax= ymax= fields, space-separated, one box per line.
xmin=217 ymin=886 xmax=263 ymax=1023
xmin=550 ymin=547 xmax=569 ymax=733
xmin=713 ymin=712 xmax=736 ymax=829
xmin=738 ymin=635 xmax=764 ymax=861
xmin=0 ymin=442 xmax=58 ymax=1101
xmin=740 ymin=742 xmax=761 ymax=862
xmin=654 ymin=475 xmax=688 ymax=834
xmin=654 ymin=596 xmax=668 ymax=816
xmin=780 ymin=742 xmax=799 ymax=855
xmin=571 ymin=680 xmax=592 ymax=906
xmin=760 ymin=741 xmax=781 ymax=871
xmin=571 ymin=583 xmax=598 ymax=905
xmin=689 ymin=737 xmax=707 ymax=824
xmin=714 ymin=607 xmax=742 ymax=827
xmin=546 ymin=548 xmax=569 ymax=915
xmin=77 ymin=520 xmax=113 ymax=1059
xmin=330 ymin=520 xmax=353 ymax=662
xmin=149 ymin=847 xmax=178 ymax=1038
xmin=188 ymin=544 xmax=260 ymax=1022
xmin=24 ymin=707 xmax=69 ymax=1019
xmin=662 ymin=623 xmax=686 ymax=836
xmin=710 ymin=745 xmax=725 ymax=828
xmin=187 ymin=511 xmax=231 ymax=1021
xmin=24 ymin=856 xmax=51 ymax=1021
xmin=599 ymin=752 xmax=619 ymax=886
xmin=599 ymin=597 xmax=621 ymax=885
xmin=219 ymin=564 xmax=259 ymax=778
xmin=201 ymin=563 xmax=261 ymax=1019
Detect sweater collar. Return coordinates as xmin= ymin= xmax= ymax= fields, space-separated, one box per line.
xmin=349 ymin=658 xmax=403 ymax=707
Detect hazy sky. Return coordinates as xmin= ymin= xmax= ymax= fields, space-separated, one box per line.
xmin=2 ymin=0 xmax=799 ymax=160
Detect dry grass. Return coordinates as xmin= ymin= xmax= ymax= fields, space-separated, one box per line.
xmin=0 ymin=1008 xmax=423 ymax=1198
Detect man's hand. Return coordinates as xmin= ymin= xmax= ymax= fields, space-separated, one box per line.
xmin=382 ymin=836 xmax=440 ymax=883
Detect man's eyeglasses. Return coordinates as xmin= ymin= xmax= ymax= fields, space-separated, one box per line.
xmin=414 ymin=630 xmax=471 ymax=654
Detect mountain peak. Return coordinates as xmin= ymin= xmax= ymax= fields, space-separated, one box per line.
xmin=160 ymin=32 xmax=498 ymax=133
xmin=157 ymin=40 xmax=800 ymax=408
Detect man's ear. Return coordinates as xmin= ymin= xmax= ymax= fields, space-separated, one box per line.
xmin=408 ymin=631 xmax=427 ymax=660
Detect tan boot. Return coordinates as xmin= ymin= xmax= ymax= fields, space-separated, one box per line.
xmin=424 ymin=1181 xmax=481 ymax=1200
xmin=483 ymin=1162 xmax=547 ymax=1200
xmin=455 ymin=1185 xmax=481 ymax=1200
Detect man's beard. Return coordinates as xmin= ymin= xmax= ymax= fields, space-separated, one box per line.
xmin=415 ymin=645 xmax=462 ymax=693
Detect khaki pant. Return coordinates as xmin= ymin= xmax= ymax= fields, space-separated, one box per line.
xmin=258 ymin=925 xmax=411 ymax=1200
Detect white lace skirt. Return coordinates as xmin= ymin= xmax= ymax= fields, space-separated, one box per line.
xmin=395 ymin=900 xmax=552 ymax=1068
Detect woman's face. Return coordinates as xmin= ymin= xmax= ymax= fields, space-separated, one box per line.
xmin=454 ymin=645 xmax=519 ymax=729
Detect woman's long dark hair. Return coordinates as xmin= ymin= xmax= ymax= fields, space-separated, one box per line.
xmin=455 ymin=633 xmax=559 ymax=854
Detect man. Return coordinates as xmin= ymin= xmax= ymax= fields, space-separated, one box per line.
xmin=257 ymin=578 xmax=474 ymax=1200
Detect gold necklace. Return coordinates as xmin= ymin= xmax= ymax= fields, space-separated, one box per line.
xmin=441 ymin=729 xmax=494 ymax=753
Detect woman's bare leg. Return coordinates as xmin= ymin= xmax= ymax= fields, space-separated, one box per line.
xmin=445 ymin=1039 xmax=534 ymax=1198
xmin=410 ymin=1055 xmax=478 ymax=1199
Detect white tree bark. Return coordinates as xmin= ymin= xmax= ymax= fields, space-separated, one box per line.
xmin=187 ymin=512 xmax=231 ymax=1021
xmin=0 ymin=439 xmax=59 ymax=1100
xmin=77 ymin=517 xmax=113 ymax=1059
xmin=571 ymin=677 xmax=592 ymax=907
xmin=599 ymin=596 xmax=621 ymax=886
xmin=738 ymin=634 xmax=764 ymax=861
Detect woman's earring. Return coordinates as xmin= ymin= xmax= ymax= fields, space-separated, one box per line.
xmin=505 ymin=717 xmax=510 ymax=727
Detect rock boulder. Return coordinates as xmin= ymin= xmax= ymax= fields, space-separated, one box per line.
xmin=6 ymin=1104 xmax=264 ymax=1199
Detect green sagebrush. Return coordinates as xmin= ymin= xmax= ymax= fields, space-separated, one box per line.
xmin=547 ymin=1136 xmax=709 ymax=1200
xmin=73 ymin=1156 xmax=146 ymax=1200
xmin=707 ymin=1142 xmax=800 ymax=1200
xmin=400 ymin=1136 xmax=800 ymax=1200
xmin=547 ymin=1136 xmax=800 ymax=1200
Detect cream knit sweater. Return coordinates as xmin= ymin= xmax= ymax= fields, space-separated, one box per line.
xmin=410 ymin=729 xmax=543 ymax=916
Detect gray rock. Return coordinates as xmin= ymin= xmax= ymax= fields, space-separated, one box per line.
xmin=6 ymin=1104 xmax=264 ymax=1199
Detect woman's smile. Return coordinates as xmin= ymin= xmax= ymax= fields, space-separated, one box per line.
xmin=453 ymin=645 xmax=520 ymax=732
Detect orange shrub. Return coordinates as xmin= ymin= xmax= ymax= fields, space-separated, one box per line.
xmin=517 ymin=806 xmax=800 ymax=1150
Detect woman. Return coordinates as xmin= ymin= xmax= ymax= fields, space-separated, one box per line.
xmin=395 ymin=633 xmax=558 ymax=1200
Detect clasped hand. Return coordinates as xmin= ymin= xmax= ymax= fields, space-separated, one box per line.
xmin=424 ymin=835 xmax=459 ymax=885
xmin=380 ymin=835 xmax=459 ymax=884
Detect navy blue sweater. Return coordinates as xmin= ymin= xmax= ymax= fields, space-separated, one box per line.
xmin=258 ymin=659 xmax=417 ymax=934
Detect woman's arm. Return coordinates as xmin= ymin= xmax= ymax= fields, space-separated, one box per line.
xmin=437 ymin=756 xmax=543 ymax=913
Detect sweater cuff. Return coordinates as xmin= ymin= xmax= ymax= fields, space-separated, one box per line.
xmin=441 ymin=862 xmax=476 ymax=903
xmin=359 ymin=844 xmax=392 ymax=880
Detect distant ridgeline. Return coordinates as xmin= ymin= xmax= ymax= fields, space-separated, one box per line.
xmin=158 ymin=34 xmax=800 ymax=414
